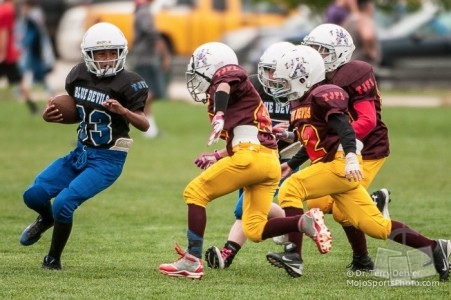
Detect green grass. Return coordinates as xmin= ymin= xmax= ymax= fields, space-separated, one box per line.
xmin=1 ymin=94 xmax=451 ymax=299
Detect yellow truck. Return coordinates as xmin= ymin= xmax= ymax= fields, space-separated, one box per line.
xmin=84 ymin=0 xmax=291 ymax=55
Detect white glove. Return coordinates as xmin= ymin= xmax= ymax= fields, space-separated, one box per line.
xmin=275 ymin=130 xmax=295 ymax=143
xmin=345 ymin=153 xmax=363 ymax=182
xmin=207 ymin=114 xmax=224 ymax=146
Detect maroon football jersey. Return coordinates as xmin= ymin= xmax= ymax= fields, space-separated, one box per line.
xmin=207 ymin=65 xmax=277 ymax=154
xmin=330 ymin=60 xmax=390 ymax=159
xmin=290 ymin=84 xmax=349 ymax=163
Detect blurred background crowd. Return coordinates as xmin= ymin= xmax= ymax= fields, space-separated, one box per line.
xmin=1 ymin=0 xmax=450 ymax=117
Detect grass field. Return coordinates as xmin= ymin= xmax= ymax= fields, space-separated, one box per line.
xmin=1 ymin=93 xmax=451 ymax=299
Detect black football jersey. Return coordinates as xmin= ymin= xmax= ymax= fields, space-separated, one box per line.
xmin=65 ymin=63 xmax=148 ymax=148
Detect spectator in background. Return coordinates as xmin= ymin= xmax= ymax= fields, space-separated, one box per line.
xmin=39 ymin=0 xmax=67 ymax=58
xmin=342 ymin=0 xmax=381 ymax=68
xmin=0 ymin=0 xmax=37 ymax=114
xmin=18 ymin=0 xmax=55 ymax=99
xmin=325 ymin=0 xmax=358 ymax=25
xmin=132 ymin=0 xmax=172 ymax=138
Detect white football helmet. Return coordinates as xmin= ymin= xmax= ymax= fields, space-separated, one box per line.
xmin=257 ymin=41 xmax=295 ymax=100
xmin=186 ymin=42 xmax=238 ymax=103
xmin=303 ymin=23 xmax=355 ymax=72
xmin=268 ymin=45 xmax=325 ymax=101
xmin=81 ymin=22 xmax=128 ymax=77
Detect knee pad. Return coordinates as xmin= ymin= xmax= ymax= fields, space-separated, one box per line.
xmin=242 ymin=220 xmax=264 ymax=243
xmin=52 ymin=196 xmax=77 ymax=223
xmin=23 ymin=185 xmax=51 ymax=210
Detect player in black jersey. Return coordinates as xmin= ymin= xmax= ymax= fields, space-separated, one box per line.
xmin=19 ymin=22 xmax=149 ymax=270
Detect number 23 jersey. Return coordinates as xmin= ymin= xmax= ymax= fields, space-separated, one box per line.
xmin=65 ymin=63 xmax=148 ymax=148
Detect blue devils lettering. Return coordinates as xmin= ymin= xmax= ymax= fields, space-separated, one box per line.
xmin=74 ymin=86 xmax=89 ymax=99
xmin=74 ymin=86 xmax=110 ymax=104
xmin=87 ymin=90 xmax=108 ymax=104
xmin=264 ymin=101 xmax=290 ymax=115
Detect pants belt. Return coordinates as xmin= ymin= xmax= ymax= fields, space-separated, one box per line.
xmin=232 ymin=143 xmax=278 ymax=155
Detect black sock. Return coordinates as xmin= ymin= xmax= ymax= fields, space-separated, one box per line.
xmin=225 ymin=240 xmax=241 ymax=255
xmin=40 ymin=202 xmax=54 ymax=225
xmin=48 ymin=221 xmax=72 ymax=261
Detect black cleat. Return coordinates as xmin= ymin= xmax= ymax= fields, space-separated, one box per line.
xmin=205 ymin=246 xmax=235 ymax=269
xmin=266 ymin=242 xmax=303 ymax=278
xmin=347 ymin=253 xmax=374 ymax=271
xmin=42 ymin=255 xmax=62 ymax=270
xmin=371 ymin=188 xmax=391 ymax=218
xmin=432 ymin=239 xmax=451 ymax=281
xmin=20 ymin=215 xmax=54 ymax=246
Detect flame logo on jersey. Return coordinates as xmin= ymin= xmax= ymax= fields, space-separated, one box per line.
xmin=334 ymin=29 xmax=350 ymax=46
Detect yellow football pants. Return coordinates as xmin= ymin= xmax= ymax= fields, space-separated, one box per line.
xmin=306 ymin=158 xmax=386 ymax=226
xmin=279 ymin=152 xmax=391 ymax=239
xmin=184 ymin=143 xmax=280 ymax=242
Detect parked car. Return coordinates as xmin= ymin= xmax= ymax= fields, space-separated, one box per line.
xmin=378 ymin=7 xmax=451 ymax=69
xmin=224 ymin=4 xmax=451 ymax=86
xmin=56 ymin=0 xmax=293 ymax=62
xmin=221 ymin=5 xmax=322 ymax=74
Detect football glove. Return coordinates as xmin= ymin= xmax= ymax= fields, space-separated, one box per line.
xmin=275 ymin=130 xmax=295 ymax=143
xmin=345 ymin=153 xmax=363 ymax=182
xmin=194 ymin=151 xmax=221 ymax=170
xmin=272 ymin=123 xmax=295 ymax=143
xmin=207 ymin=114 xmax=224 ymax=146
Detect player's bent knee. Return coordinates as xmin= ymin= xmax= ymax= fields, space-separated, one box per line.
xmin=23 ymin=185 xmax=51 ymax=209
xmin=332 ymin=209 xmax=353 ymax=226
xmin=362 ymin=224 xmax=390 ymax=240
xmin=183 ymin=185 xmax=208 ymax=207
xmin=242 ymin=226 xmax=262 ymax=242
xmin=52 ymin=197 xmax=78 ymax=223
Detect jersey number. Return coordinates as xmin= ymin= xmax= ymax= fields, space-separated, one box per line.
xmin=77 ymin=105 xmax=113 ymax=146
xmin=254 ymin=102 xmax=272 ymax=132
xmin=299 ymin=125 xmax=327 ymax=162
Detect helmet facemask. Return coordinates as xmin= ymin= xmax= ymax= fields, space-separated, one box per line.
xmin=185 ymin=62 xmax=210 ymax=103
xmin=82 ymin=47 xmax=128 ymax=77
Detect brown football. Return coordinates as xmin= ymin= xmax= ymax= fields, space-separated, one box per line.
xmin=51 ymin=94 xmax=79 ymax=124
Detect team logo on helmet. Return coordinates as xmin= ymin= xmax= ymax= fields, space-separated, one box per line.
xmin=194 ymin=48 xmax=211 ymax=68
xmin=334 ymin=29 xmax=350 ymax=46
xmin=286 ymin=57 xmax=308 ymax=79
